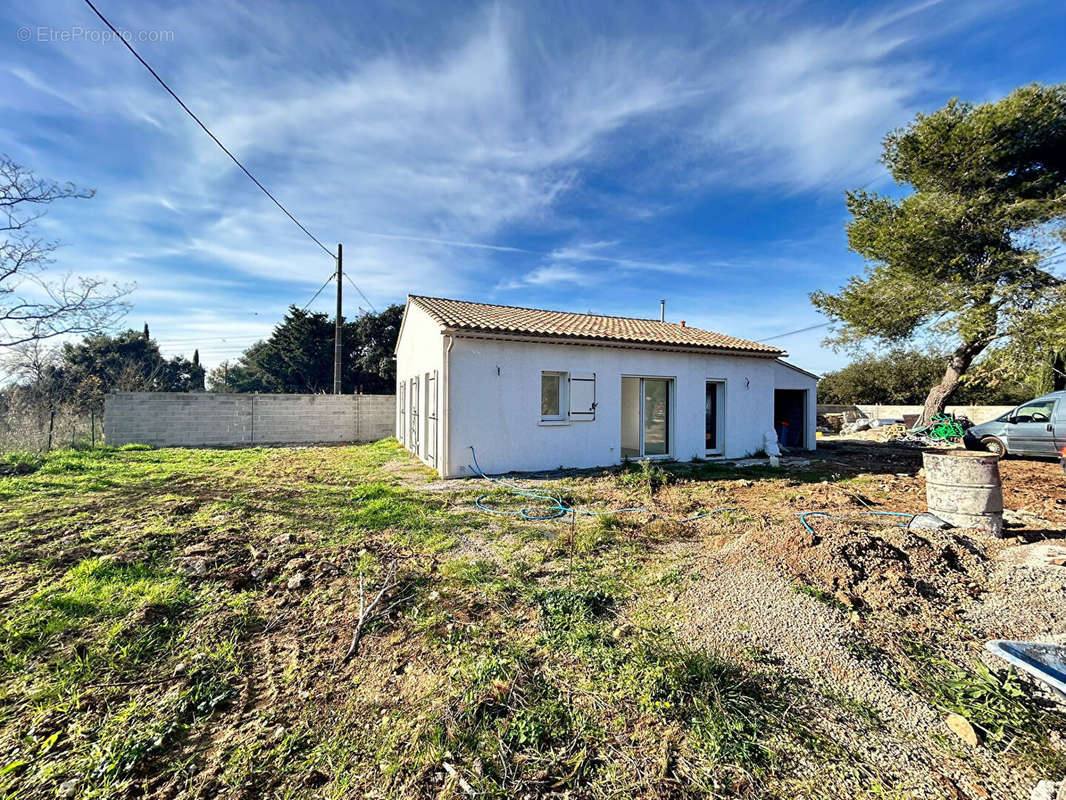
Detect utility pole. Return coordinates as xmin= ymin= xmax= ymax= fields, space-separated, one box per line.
xmin=333 ymin=243 xmax=343 ymax=394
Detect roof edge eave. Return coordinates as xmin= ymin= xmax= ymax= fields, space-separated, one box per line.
xmin=444 ymin=328 xmax=784 ymax=358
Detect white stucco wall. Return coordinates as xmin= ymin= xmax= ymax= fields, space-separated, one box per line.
xmin=771 ymin=360 xmax=819 ymax=451
xmin=445 ymin=336 xmax=785 ymax=476
xmin=394 ymin=302 xmax=445 ymax=470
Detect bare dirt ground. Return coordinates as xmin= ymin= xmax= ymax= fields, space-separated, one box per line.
xmin=667 ymin=440 xmax=1066 ymax=799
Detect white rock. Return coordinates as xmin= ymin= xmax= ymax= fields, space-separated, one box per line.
xmin=908 ymin=512 xmax=952 ymax=531
xmin=176 ymin=557 xmax=210 ymax=578
xmin=287 ymin=572 xmax=309 ymax=590
xmin=1031 ymin=780 xmax=1061 ymax=800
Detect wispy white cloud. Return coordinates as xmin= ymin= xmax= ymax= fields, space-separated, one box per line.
xmin=497 ymin=264 xmax=597 ymax=291
xmin=0 ymin=0 xmax=1021 ymax=371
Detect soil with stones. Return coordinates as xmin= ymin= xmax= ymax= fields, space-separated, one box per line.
xmin=667 ymin=440 xmax=1066 ymax=800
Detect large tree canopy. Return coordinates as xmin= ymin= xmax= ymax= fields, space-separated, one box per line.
xmin=62 ymin=329 xmax=206 ymax=398
xmin=208 ymin=304 xmax=403 ymax=394
xmin=817 ymin=349 xmax=1034 ymax=406
xmin=811 ymin=84 xmax=1066 ymax=422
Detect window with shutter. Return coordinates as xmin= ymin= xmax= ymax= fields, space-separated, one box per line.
xmin=540 ymin=371 xmax=567 ymax=421
xmin=569 ymin=373 xmax=596 ymax=421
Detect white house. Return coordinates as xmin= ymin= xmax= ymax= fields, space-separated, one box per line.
xmin=394 ymin=295 xmax=817 ymax=477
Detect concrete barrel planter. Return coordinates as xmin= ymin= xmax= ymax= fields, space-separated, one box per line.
xmin=922 ymin=449 xmax=1004 ymax=537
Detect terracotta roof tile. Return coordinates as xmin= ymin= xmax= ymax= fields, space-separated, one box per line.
xmin=409 ymin=295 xmax=782 ymax=355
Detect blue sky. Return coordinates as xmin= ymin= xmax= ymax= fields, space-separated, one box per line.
xmin=2 ymin=0 xmax=1064 ymax=374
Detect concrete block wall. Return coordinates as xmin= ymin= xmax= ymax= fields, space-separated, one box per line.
xmin=104 ymin=393 xmax=395 ymax=447
xmin=817 ymin=403 xmax=1015 ymax=425
xmin=354 ymin=394 xmax=395 ymax=441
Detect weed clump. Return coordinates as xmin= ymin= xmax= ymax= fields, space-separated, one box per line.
xmin=617 ymin=459 xmax=671 ymax=494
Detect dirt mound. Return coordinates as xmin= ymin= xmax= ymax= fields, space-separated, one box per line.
xmin=762 ymin=516 xmax=994 ymax=615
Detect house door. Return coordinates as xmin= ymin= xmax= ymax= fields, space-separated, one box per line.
xmin=705 ymin=381 xmax=724 ymax=455
xmin=397 ymin=381 xmax=406 ymax=444
xmin=425 ymin=370 xmax=438 ymax=467
xmin=621 ymin=377 xmax=672 ymax=458
xmin=409 ymin=376 xmax=420 ymax=454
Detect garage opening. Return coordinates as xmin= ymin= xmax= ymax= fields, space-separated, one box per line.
xmin=774 ymin=389 xmax=807 ymax=449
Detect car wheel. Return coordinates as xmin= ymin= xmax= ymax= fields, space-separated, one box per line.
xmin=980 ymin=436 xmax=1006 ymax=457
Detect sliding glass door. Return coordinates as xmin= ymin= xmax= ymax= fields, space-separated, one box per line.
xmin=642 ymin=379 xmax=670 ymax=456
xmin=620 ymin=377 xmax=673 ymax=459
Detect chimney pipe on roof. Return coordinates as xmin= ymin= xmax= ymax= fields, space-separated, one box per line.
xmin=680 ymin=320 xmax=686 ymax=327
xmin=660 ymin=300 xmax=666 ymax=322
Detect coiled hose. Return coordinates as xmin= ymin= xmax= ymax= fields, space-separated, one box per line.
xmin=468 ymin=446 xmax=735 ymax=522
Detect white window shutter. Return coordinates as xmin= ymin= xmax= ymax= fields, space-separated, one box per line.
xmin=569 ymin=373 xmax=596 ymax=420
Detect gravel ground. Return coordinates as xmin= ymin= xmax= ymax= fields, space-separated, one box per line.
xmin=968 ymin=547 xmax=1066 ymax=640
xmin=669 ymin=520 xmax=1065 ymax=799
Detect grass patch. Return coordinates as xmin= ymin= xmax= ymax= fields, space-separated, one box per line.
xmin=891 ymin=637 xmax=1066 ymax=770
xmin=341 ymin=481 xmax=463 ymax=550
xmin=793 ymin=582 xmax=852 ymax=614
xmin=2 ymin=559 xmax=187 ymax=662
xmin=392 ymin=583 xmax=792 ymax=796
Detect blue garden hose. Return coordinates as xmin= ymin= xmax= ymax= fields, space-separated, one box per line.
xmin=468 ymin=446 xmax=736 ymax=523
xmin=798 ymin=509 xmax=914 ymax=534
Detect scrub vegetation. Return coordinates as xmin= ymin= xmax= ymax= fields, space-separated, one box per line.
xmin=0 ymin=440 xmax=1062 ymax=798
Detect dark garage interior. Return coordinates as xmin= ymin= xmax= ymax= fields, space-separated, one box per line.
xmin=774 ymin=389 xmax=807 ymax=448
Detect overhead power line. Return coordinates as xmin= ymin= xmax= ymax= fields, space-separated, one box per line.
xmin=758 ymin=321 xmax=831 ymax=343
xmin=343 ymin=272 xmax=376 ymax=313
xmin=301 ymin=272 xmax=337 ymax=312
xmin=82 ymin=0 xmax=335 ymax=259
xmin=83 ymin=0 xmax=379 ymax=336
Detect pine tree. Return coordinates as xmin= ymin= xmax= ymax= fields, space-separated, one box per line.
xmin=143 ymin=322 xmax=150 ymax=341
xmin=811 ymin=84 xmax=1066 ymax=424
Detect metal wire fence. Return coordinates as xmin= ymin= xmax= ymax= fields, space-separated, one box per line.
xmin=0 ymin=400 xmax=104 ymax=453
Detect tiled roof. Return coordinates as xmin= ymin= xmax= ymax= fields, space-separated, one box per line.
xmin=408 ymin=295 xmax=783 ymax=355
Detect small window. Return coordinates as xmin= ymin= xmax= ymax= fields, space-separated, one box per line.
xmin=541 ymin=371 xmax=567 ymax=421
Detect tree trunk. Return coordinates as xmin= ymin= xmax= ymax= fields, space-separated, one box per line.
xmin=919 ymin=340 xmax=987 ymax=426
xmin=1052 ymin=350 xmax=1066 ymax=391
